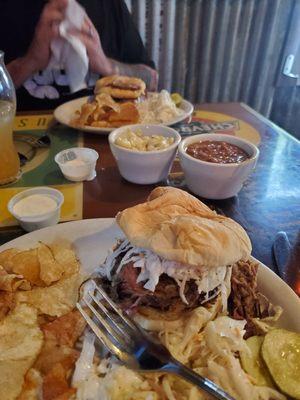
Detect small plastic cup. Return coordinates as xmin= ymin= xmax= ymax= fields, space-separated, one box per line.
xmin=7 ymin=187 xmax=64 ymax=232
xmin=54 ymin=147 xmax=99 ymax=182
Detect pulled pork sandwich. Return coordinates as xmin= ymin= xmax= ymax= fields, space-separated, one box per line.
xmin=94 ymin=75 xmax=146 ymax=102
xmin=100 ymin=187 xmax=252 ymax=329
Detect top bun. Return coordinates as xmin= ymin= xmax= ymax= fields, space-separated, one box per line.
xmin=116 ymin=187 xmax=251 ymax=268
xmin=94 ymin=75 xmax=146 ymax=99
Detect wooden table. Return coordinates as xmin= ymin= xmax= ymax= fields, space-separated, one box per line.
xmin=83 ymin=102 xmax=300 ymax=287
xmin=2 ymin=102 xmax=300 ymax=291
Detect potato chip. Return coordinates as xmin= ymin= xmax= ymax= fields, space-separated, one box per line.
xmin=42 ymin=310 xmax=86 ymax=348
xmin=50 ymin=244 xmax=79 ymax=278
xmin=108 ymin=102 xmax=139 ymax=123
xmin=35 ymin=343 xmax=78 ymax=376
xmin=42 ymin=360 xmax=77 ymax=400
xmin=0 ymin=265 xmax=31 ymax=292
xmin=73 ymin=93 xmax=139 ymax=128
xmin=38 ymin=243 xmax=64 ymax=286
xmin=0 ymin=304 xmax=43 ymax=400
xmin=76 ymin=102 xmax=97 ymax=126
xmin=0 ymin=248 xmax=20 ymax=273
xmin=0 ymin=291 xmax=15 ymax=321
xmin=16 ymin=274 xmax=83 ymax=317
xmin=90 ymin=105 xmax=107 ymax=122
xmin=35 ymin=310 xmax=85 ymax=375
xmin=11 ymin=249 xmax=42 ymax=286
xmin=95 ymin=93 xmax=120 ymax=112
xmin=18 ymin=368 xmax=42 ymax=400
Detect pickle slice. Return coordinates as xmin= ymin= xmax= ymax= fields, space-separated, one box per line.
xmin=240 ymin=336 xmax=274 ymax=387
xmin=171 ymin=93 xmax=183 ymax=107
xmin=262 ymin=329 xmax=300 ymax=399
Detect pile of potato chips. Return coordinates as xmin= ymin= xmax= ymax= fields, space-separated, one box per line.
xmin=0 ymin=242 xmax=86 ymax=400
xmin=72 ymin=93 xmax=139 ymax=128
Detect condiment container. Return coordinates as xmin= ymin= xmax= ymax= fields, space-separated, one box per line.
xmin=178 ymin=134 xmax=259 ymax=199
xmin=7 ymin=187 xmax=64 ymax=232
xmin=55 ymin=147 xmax=99 ymax=182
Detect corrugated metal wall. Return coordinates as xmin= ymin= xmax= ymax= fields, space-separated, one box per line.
xmin=124 ymin=0 xmax=297 ymax=133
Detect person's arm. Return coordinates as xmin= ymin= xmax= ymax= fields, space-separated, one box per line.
xmin=6 ymin=57 xmax=38 ymax=89
xmin=6 ymin=0 xmax=67 ymax=88
xmin=71 ymin=15 xmax=158 ymax=91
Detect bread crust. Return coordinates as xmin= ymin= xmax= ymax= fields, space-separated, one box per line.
xmin=94 ymin=75 xmax=146 ymax=99
xmin=116 ymin=187 xmax=251 ymax=268
xmin=98 ymin=85 xmax=144 ymax=99
xmin=134 ymin=293 xmax=223 ymax=331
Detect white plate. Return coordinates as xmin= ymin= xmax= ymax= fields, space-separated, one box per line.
xmin=54 ymin=95 xmax=194 ymax=135
xmin=1 ymin=218 xmax=299 ymax=332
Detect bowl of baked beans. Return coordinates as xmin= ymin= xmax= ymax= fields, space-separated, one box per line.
xmin=178 ymin=133 xmax=259 ymax=199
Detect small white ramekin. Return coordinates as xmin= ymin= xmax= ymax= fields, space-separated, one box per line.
xmin=178 ymin=133 xmax=259 ymax=199
xmin=8 ymin=187 xmax=64 ymax=232
xmin=109 ymin=124 xmax=181 ymax=185
xmin=55 ymin=147 xmax=99 ymax=182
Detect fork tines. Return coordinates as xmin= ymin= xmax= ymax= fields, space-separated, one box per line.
xmin=76 ymin=280 xmax=140 ymax=365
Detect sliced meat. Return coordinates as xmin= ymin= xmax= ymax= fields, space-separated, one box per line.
xmin=110 ymin=82 xmax=141 ymax=90
xmin=101 ymin=262 xmax=219 ymax=314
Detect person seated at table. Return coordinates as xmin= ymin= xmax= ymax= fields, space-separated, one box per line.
xmin=2 ymin=0 xmax=157 ymax=111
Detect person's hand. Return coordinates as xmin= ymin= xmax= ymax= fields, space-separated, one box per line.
xmin=69 ymin=15 xmax=113 ymax=76
xmin=23 ymin=0 xmax=68 ymax=73
xmin=70 ymin=16 xmax=159 ymax=90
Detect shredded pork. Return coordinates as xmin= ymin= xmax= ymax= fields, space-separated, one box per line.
xmin=102 ymin=262 xmax=219 ymax=314
xmin=228 ymin=260 xmax=277 ymax=338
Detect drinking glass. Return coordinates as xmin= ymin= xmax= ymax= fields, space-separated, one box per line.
xmin=0 ymin=51 xmax=20 ymax=184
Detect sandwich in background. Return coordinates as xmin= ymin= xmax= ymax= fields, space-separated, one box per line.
xmin=72 ymin=75 xmax=142 ymax=128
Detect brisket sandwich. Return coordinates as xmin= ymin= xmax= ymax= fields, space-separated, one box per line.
xmin=100 ymin=187 xmax=252 ymax=330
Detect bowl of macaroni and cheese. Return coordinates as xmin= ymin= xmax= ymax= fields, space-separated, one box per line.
xmin=109 ymin=124 xmax=181 ymax=184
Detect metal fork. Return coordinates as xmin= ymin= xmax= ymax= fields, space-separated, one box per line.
xmin=77 ymin=281 xmax=235 ymax=400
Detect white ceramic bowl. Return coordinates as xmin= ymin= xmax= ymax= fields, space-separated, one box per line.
xmin=55 ymin=147 xmax=99 ymax=182
xmin=178 ymin=134 xmax=259 ymax=199
xmin=109 ymin=124 xmax=181 ymax=184
xmin=8 ymin=187 xmax=64 ymax=232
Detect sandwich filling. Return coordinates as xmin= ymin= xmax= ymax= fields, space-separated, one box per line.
xmin=101 ymin=240 xmax=231 ymax=314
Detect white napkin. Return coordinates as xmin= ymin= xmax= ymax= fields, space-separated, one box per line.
xmin=48 ymin=0 xmax=89 ymax=93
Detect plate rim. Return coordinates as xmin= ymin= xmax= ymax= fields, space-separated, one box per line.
xmin=53 ymin=95 xmax=194 ymax=135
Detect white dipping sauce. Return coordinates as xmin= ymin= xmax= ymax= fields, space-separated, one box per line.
xmin=64 ymin=158 xmax=86 ymax=167
xmin=13 ymin=194 xmax=57 ymax=217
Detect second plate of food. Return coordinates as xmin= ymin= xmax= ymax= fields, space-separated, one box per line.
xmin=54 ymin=92 xmax=194 ymax=135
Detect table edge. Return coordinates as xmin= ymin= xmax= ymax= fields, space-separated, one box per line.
xmin=240 ymin=102 xmax=299 ymax=144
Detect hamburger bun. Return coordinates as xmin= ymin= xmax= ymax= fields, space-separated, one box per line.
xmin=95 ymin=75 xmax=146 ymax=100
xmin=134 ymin=292 xmax=223 ymax=331
xmin=116 ymin=187 xmax=251 ymax=268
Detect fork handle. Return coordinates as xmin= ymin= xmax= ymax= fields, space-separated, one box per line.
xmin=162 ymin=361 xmax=236 ymax=400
